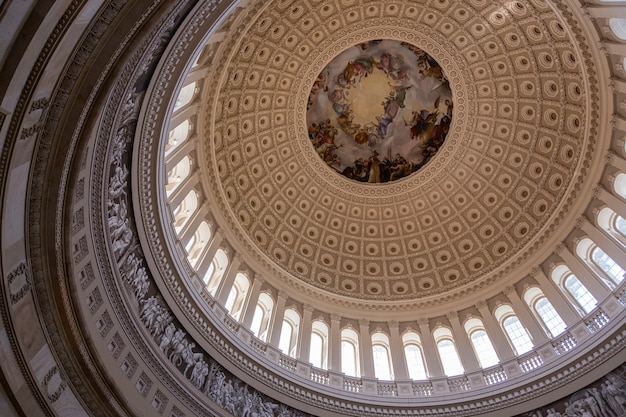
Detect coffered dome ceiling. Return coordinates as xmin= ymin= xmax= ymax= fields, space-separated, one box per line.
xmin=3 ymin=1 xmax=625 ymax=417
xmin=198 ymin=0 xmax=593 ymax=306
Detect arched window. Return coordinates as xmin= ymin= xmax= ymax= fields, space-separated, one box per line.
xmin=341 ymin=328 xmax=360 ymax=377
xmin=534 ymin=297 xmax=567 ymax=337
xmin=172 ymin=190 xmax=198 ymax=234
xmin=564 ymin=275 xmax=597 ymax=313
xmin=433 ymin=327 xmax=464 ymax=376
xmin=192 ymin=50 xmax=203 ymax=68
xmin=310 ymin=320 xmax=329 ymax=369
xmin=166 ymin=156 xmax=192 ymax=197
xmin=185 ymin=221 xmax=211 ymax=268
xmin=617 ymin=215 xmax=626 ymax=236
xmin=250 ymin=293 xmax=274 ymax=342
xmin=609 ymin=18 xmax=626 ymax=41
xmin=174 ymin=81 xmax=196 ymax=111
xmin=371 ymin=332 xmax=393 ymax=380
xmin=402 ymin=331 xmax=427 ymax=380
xmin=551 ymin=264 xmax=597 ymax=315
xmin=495 ymin=305 xmax=533 ymax=355
xmin=613 ymin=172 xmax=626 ymax=200
xmin=165 ymin=119 xmax=191 ymax=156
xmin=523 ymin=288 xmax=567 ymax=338
xmin=592 ymin=246 xmax=625 ymax=285
xmin=577 ymin=237 xmax=625 ymax=286
xmin=224 ymin=273 xmax=250 ymax=321
xmin=278 ymin=308 xmax=301 ymax=357
xmin=597 ymin=207 xmax=626 ymax=248
xmin=464 ymin=318 xmax=499 ymax=368
xmin=204 ymin=249 xmax=229 ymax=294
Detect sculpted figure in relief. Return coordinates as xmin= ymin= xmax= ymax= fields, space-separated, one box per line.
xmin=190 ymin=359 xmax=209 ymax=390
xmin=108 ymin=165 xmax=128 ymax=202
xmin=104 ymin=87 xmax=308 ymax=417
xmin=140 ymin=297 xmax=161 ymax=328
xmin=159 ymin=323 xmax=176 ymax=355
xmin=605 ymin=380 xmax=626 ymax=413
xmin=591 ymin=387 xmax=616 ymax=417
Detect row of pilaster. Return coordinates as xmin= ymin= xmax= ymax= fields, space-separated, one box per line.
xmin=163 ymin=136 xmax=626 ymax=382
xmin=170 ymin=210 xmax=626 ymax=384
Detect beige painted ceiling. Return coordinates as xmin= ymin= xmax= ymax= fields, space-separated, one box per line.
xmin=195 ymin=0 xmax=593 ymax=307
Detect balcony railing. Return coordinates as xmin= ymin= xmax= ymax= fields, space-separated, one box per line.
xmin=198 ymin=281 xmax=625 ymax=400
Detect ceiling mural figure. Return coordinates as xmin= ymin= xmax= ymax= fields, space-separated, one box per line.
xmin=2 ymin=1 xmax=626 ymax=417
xmin=306 ymin=39 xmax=453 ymax=183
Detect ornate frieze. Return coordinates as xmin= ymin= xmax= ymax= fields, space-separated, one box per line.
xmin=6 ymin=261 xmax=31 ymax=305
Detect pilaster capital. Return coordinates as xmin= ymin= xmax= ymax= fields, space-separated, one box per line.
xmin=503 ymin=285 xmax=516 ymax=296
xmin=446 ymin=311 xmax=459 ymax=321
xmin=553 ymin=243 xmax=564 ymax=255
xmin=592 ymin=185 xmax=602 ymax=198
xmin=417 ymin=317 xmax=429 ymax=327
xmin=475 ymin=300 xmax=488 ymax=310
xmin=358 ymin=319 xmax=370 ymax=328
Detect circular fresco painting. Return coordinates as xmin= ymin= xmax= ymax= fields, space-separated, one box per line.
xmin=307 ymin=39 xmax=453 ymax=183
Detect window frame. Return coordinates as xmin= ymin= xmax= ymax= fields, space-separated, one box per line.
xmin=433 ymin=327 xmax=464 ymax=376
xmin=464 ymin=318 xmax=499 ymax=368
xmin=341 ymin=327 xmax=360 ymax=377
xmin=371 ymin=332 xmax=394 ymax=381
xmin=310 ymin=320 xmax=329 ymax=369
xmin=495 ymin=305 xmax=534 ymax=356
xmin=402 ymin=331 xmax=428 ymax=380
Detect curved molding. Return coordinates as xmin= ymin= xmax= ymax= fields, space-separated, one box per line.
xmin=0 ymin=1 xmax=625 ymax=417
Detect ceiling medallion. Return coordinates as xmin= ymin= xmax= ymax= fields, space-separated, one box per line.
xmin=306 ymin=39 xmax=453 ymax=183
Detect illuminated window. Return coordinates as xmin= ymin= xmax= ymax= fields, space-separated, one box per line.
xmin=172 ymin=190 xmax=198 ymax=234
xmin=402 ymin=331 xmax=427 ymax=380
xmin=250 ymin=293 xmax=274 ymax=342
xmin=592 ymin=246 xmax=625 ymax=285
xmin=464 ymin=318 xmax=499 ymax=368
xmin=616 ymin=216 xmax=626 ymax=236
xmin=224 ymin=273 xmax=250 ymax=321
xmin=204 ymin=249 xmax=229 ymax=294
xmin=495 ymin=305 xmax=533 ymax=355
xmin=551 ymin=264 xmax=597 ymax=315
xmin=174 ymin=81 xmax=196 ymax=111
xmin=165 ymin=119 xmax=191 ymax=156
xmin=613 ymin=173 xmax=626 ymax=199
xmin=310 ymin=320 xmax=329 ymax=369
xmin=184 ymin=221 xmax=211 ymax=267
xmin=524 ymin=288 xmax=567 ymax=338
xmin=433 ymin=327 xmax=463 ymax=376
xmin=597 ymin=207 xmax=626 ymax=248
xmin=577 ymin=237 xmax=625 ymax=287
xmin=535 ymin=297 xmax=567 ymax=337
xmin=371 ymin=332 xmax=393 ymax=380
xmin=278 ymin=308 xmax=300 ymax=357
xmin=564 ymin=275 xmax=597 ymax=313
xmin=341 ymin=328 xmax=360 ymax=377
xmin=166 ymin=156 xmax=192 ymax=197
xmin=609 ymin=18 xmax=626 ymax=40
